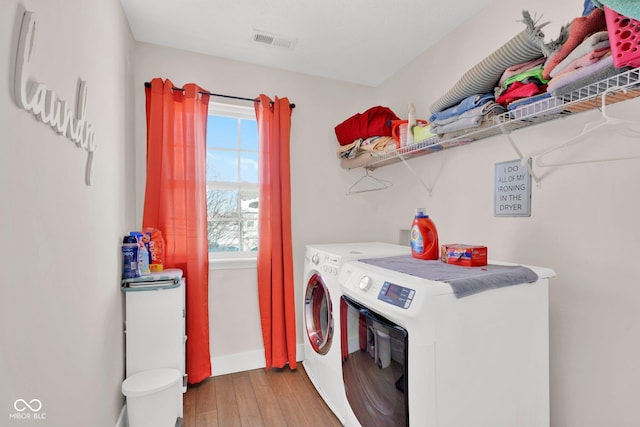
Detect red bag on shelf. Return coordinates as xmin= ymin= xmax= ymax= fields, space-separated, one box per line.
xmin=334 ymin=106 xmax=400 ymax=146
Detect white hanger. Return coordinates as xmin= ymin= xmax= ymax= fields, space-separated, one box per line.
xmin=346 ymin=169 xmax=393 ymax=195
xmin=534 ymin=87 xmax=640 ymax=167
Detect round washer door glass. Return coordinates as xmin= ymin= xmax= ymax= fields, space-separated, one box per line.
xmin=304 ymin=273 xmax=333 ymax=355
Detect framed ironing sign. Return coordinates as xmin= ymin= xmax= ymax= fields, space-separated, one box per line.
xmin=494 ymin=159 xmax=531 ymax=217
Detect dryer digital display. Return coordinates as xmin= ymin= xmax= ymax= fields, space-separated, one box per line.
xmin=378 ymin=281 xmax=415 ymax=309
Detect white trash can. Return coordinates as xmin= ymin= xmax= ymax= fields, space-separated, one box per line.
xmin=122 ymin=368 xmax=181 ymax=427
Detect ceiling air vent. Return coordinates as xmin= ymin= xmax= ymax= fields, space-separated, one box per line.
xmin=252 ymin=30 xmax=297 ymax=50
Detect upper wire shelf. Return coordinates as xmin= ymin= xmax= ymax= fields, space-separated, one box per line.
xmin=361 ymin=67 xmax=640 ymax=170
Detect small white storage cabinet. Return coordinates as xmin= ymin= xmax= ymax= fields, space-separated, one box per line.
xmin=123 ymin=269 xmax=187 ymax=417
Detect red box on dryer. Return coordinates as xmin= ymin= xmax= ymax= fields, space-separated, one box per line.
xmin=441 ymin=244 xmax=488 ymax=267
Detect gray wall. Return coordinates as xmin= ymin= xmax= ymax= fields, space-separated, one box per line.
xmin=375 ymin=1 xmax=640 ymax=426
xmin=0 ymin=0 xmax=136 ymax=425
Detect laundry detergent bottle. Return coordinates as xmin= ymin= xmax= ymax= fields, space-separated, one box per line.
xmin=410 ymin=208 xmax=439 ymax=260
xmin=122 ymin=235 xmax=140 ymax=279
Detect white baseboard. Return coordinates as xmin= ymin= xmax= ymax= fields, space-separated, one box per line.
xmin=115 ymin=404 xmax=127 ymax=427
xmin=211 ymin=344 xmax=305 ymax=377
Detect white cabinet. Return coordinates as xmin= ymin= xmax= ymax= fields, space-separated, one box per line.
xmin=123 ymin=272 xmax=186 ymax=415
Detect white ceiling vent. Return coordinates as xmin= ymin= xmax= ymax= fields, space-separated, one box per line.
xmin=252 ymin=30 xmax=297 ymax=50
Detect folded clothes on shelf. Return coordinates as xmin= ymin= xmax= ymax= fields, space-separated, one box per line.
xmin=336 ymin=136 xmax=394 ymax=160
xmin=430 ymin=101 xmax=506 ymax=135
xmin=549 ymin=31 xmax=610 ymax=78
xmin=499 ymin=57 xmax=545 ymax=87
xmin=542 ymin=7 xmax=607 ymax=79
xmin=428 ymin=93 xmax=494 ymax=123
xmin=547 ymin=54 xmax=621 ymax=96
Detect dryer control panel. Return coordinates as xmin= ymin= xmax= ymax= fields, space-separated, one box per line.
xmin=321 ymin=254 xmax=341 ymax=276
xmin=378 ymin=281 xmax=415 ymax=309
xmin=309 ymin=252 xmax=341 ymax=276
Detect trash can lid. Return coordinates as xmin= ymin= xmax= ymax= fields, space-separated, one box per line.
xmin=122 ymin=368 xmax=181 ymax=397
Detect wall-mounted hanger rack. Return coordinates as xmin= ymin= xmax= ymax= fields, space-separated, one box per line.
xmin=533 ymin=87 xmax=640 ymax=167
xmin=501 ymin=68 xmax=640 ymax=185
xmin=346 ymin=169 xmax=392 ymax=195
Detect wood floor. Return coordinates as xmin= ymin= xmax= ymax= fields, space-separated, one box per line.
xmin=182 ymin=365 xmax=343 ymax=427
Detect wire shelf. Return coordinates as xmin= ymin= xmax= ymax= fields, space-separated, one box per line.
xmin=361 ymin=67 xmax=640 ymax=170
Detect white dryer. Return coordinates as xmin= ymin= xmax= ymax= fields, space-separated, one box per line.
xmin=302 ymin=243 xmax=410 ymax=424
xmin=338 ymin=257 xmax=555 ymax=427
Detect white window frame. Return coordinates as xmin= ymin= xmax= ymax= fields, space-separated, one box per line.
xmin=206 ymin=101 xmax=259 ymax=268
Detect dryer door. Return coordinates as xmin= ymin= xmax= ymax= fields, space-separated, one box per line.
xmin=341 ymin=295 xmax=408 ymax=427
xmin=304 ymin=273 xmax=334 ymax=355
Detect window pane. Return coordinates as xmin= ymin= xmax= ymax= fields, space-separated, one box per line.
xmin=207 ymin=189 xmax=240 ymax=252
xmin=240 ymin=119 xmax=258 ymax=150
xmin=208 ymin=219 xmax=241 ymax=252
xmin=240 ymin=190 xmax=259 ymax=213
xmin=206 ymin=189 xmax=238 ymax=219
xmin=241 ymin=220 xmax=259 ymax=252
xmin=207 ymin=150 xmax=238 ymax=182
xmin=207 ymin=116 xmax=238 ymax=149
xmin=240 ymin=190 xmax=259 ymax=252
xmin=240 ymin=152 xmax=258 ymax=184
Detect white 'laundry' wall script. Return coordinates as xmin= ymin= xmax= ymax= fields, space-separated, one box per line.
xmin=13 ymin=10 xmax=96 ymax=186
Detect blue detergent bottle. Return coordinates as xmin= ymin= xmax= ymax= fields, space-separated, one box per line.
xmin=122 ymin=235 xmax=140 ymax=279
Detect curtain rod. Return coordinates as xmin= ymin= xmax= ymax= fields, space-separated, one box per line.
xmin=144 ymin=82 xmax=295 ymax=108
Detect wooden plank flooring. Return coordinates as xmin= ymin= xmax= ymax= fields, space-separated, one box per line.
xmin=182 ymin=365 xmax=343 ymax=427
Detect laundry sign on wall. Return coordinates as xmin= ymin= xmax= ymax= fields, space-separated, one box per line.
xmin=494 ymin=159 xmax=532 ymax=217
xmin=13 ymin=10 xmax=96 ymax=186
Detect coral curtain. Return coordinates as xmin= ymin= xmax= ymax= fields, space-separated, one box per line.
xmin=143 ymin=78 xmax=212 ymax=384
xmin=254 ymin=94 xmax=296 ymax=369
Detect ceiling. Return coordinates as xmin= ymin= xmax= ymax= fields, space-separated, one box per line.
xmin=120 ymin=0 xmax=493 ymax=87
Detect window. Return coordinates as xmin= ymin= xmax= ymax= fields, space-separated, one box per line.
xmin=206 ymin=102 xmax=259 ymax=255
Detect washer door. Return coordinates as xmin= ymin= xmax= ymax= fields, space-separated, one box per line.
xmin=304 ymin=273 xmax=334 ymax=355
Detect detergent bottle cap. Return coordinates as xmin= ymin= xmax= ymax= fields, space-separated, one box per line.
xmin=415 ymin=208 xmax=428 ymax=218
xmin=123 ymin=235 xmax=137 ymax=244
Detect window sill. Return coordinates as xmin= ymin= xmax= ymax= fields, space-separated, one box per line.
xmin=209 ymin=255 xmax=257 ymax=270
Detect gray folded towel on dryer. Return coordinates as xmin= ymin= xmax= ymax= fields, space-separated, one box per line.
xmin=359 ymin=255 xmax=539 ymax=298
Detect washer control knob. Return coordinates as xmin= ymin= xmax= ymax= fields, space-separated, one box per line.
xmin=359 ymin=276 xmax=373 ymax=291
xmin=311 ymin=254 xmax=319 ymax=265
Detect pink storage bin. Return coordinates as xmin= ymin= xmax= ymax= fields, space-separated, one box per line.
xmin=605 ymin=6 xmax=640 ymax=68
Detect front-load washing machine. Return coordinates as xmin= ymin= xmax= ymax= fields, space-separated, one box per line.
xmin=338 ymin=257 xmax=555 ymax=427
xmin=302 ymin=243 xmax=410 ymax=424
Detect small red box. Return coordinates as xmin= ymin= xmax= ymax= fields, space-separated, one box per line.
xmin=441 ymin=244 xmax=487 ymax=267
